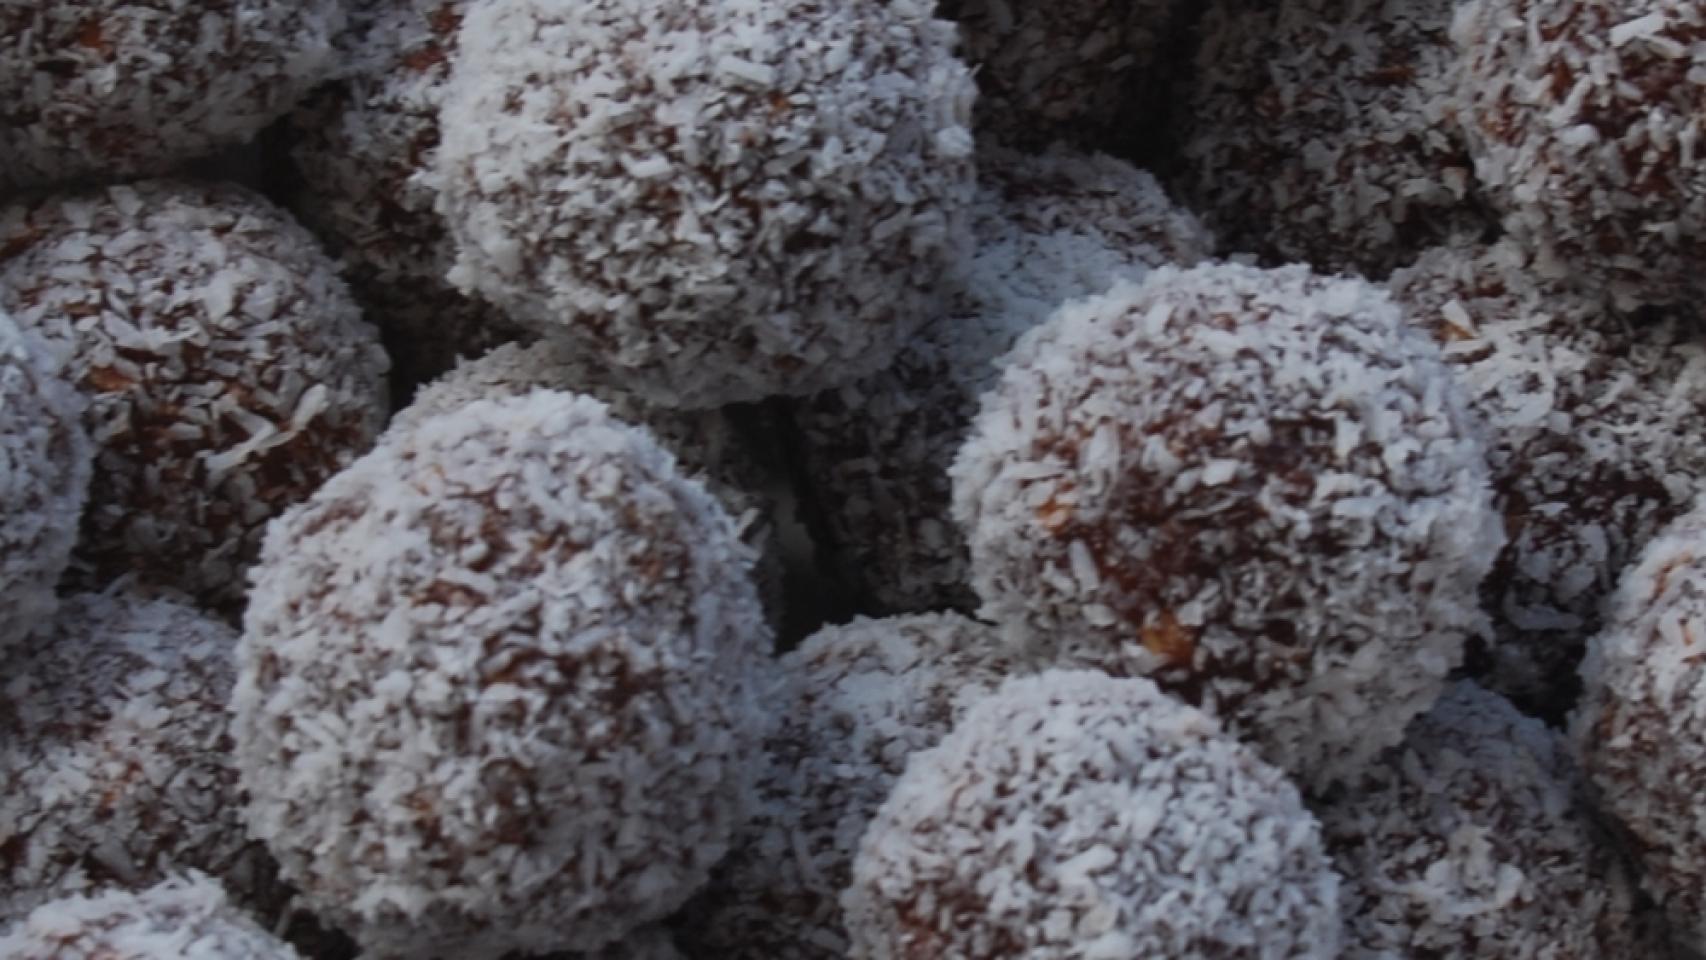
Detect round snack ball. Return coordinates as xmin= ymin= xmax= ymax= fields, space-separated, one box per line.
xmin=789 ymin=146 xmax=1212 ymax=614
xmin=0 ymin=874 xmax=300 ymax=959
xmin=952 ymin=263 xmax=1503 ymax=792
xmin=234 ymin=390 xmax=775 ymax=959
xmin=841 ymin=670 xmax=1343 ymax=959
xmin=0 ymin=309 xmax=91 ymax=658
xmin=1320 ymin=681 xmax=1647 ymax=957
xmin=431 ymin=0 xmax=977 ymax=409
xmin=0 ymin=1 xmax=343 ymax=194
xmin=0 ymin=180 xmax=391 ymax=611
xmin=1176 ymin=0 xmax=1491 ymax=278
xmin=680 ymin=613 xmax=1015 ymax=958
xmin=1453 ymin=0 xmax=1706 ymax=309
xmin=0 ymin=590 xmax=271 ymax=922
xmin=1388 ymin=237 xmax=1706 ymax=720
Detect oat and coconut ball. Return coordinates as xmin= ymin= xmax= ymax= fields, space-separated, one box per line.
xmin=431 ymin=0 xmax=978 ymax=408
xmin=841 ymin=669 xmax=1343 ymax=959
xmin=0 ymin=874 xmax=301 ymax=960
xmin=233 ymin=390 xmax=775 ymax=959
xmin=0 ymin=180 xmax=390 ymax=611
xmin=952 ymin=263 xmax=1504 ymax=792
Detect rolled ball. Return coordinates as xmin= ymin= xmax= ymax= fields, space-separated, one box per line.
xmin=0 ymin=874 xmax=300 ymax=959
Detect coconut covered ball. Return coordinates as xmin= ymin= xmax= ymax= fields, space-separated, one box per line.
xmin=234 ymin=390 xmax=775 ymax=959
xmin=0 ymin=180 xmax=390 ymax=611
xmin=841 ymin=670 xmax=1343 ymax=959
xmin=431 ymin=0 xmax=977 ymax=409
xmin=952 ymin=263 xmax=1503 ymax=792
xmin=1388 ymin=237 xmax=1706 ymax=719
xmin=1176 ymin=0 xmax=1491 ymax=278
xmin=0 ymin=1 xmax=343 ymax=194
xmin=1320 ymin=681 xmax=1647 ymax=957
xmin=0 ymin=874 xmax=300 ymax=959
xmin=789 ymin=146 xmax=1212 ymax=614
xmin=0 ymin=310 xmax=91 ymax=658
xmin=1453 ymin=0 xmax=1706 ymax=308
xmin=680 ymin=613 xmax=1015 ymax=958
xmin=0 ymin=590 xmax=270 ymax=923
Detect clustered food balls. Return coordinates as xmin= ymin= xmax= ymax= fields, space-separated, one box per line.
xmin=842 ymin=670 xmax=1344 ymax=959
xmin=790 ymin=146 xmax=1212 ymax=614
xmin=0 ymin=874 xmax=301 ymax=960
xmin=1388 ymin=237 xmax=1706 ymax=719
xmin=233 ymin=391 xmax=774 ymax=959
xmin=0 ymin=310 xmax=91 ymax=658
xmin=952 ymin=262 xmax=1503 ymax=791
xmin=0 ymin=180 xmax=390 ymax=611
xmin=432 ymin=0 xmax=977 ymax=408
xmin=0 ymin=0 xmax=344 ymax=193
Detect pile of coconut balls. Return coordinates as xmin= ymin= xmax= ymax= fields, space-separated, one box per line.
xmin=9 ymin=0 xmax=1706 ymax=956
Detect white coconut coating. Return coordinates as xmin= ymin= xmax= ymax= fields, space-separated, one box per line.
xmin=681 ymin=613 xmax=1015 ymax=959
xmin=1388 ymin=238 xmax=1706 ymax=718
xmin=431 ymin=0 xmax=977 ymax=409
xmin=233 ymin=390 xmax=775 ymax=959
xmin=789 ymin=146 xmax=1212 ymax=614
xmin=0 ymin=180 xmax=391 ymax=611
xmin=0 ymin=874 xmax=301 ymax=959
xmin=0 ymin=310 xmax=91 ymax=658
xmin=1176 ymin=0 xmax=1490 ymax=278
xmin=1320 ymin=681 xmax=1647 ymax=957
xmin=0 ymin=0 xmax=343 ymax=194
xmin=0 ymin=590 xmax=269 ymax=923
xmin=952 ymin=263 xmax=1503 ymax=792
xmin=1453 ymin=0 xmax=1706 ymax=308
xmin=841 ymin=670 xmax=1343 ymax=959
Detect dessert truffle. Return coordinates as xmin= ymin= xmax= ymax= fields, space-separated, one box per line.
xmin=681 ymin=613 xmax=1014 ymax=958
xmin=0 ymin=180 xmax=390 ymax=610
xmin=951 ymin=263 xmax=1503 ymax=791
xmin=0 ymin=0 xmax=343 ymax=193
xmin=1453 ymin=0 xmax=1706 ymax=308
xmin=841 ymin=670 xmax=1343 ymax=959
xmin=234 ymin=391 xmax=774 ymax=959
xmin=431 ymin=0 xmax=977 ymax=408
xmin=790 ymin=146 xmax=1211 ymax=614
xmin=0 ymin=874 xmax=301 ymax=959
xmin=0 ymin=310 xmax=91 ymax=658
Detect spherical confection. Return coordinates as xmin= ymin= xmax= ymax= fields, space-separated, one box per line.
xmin=0 ymin=590 xmax=269 ymax=922
xmin=1320 ymin=681 xmax=1646 ymax=957
xmin=681 ymin=613 xmax=1015 ymax=958
xmin=234 ymin=390 xmax=774 ymax=959
xmin=952 ymin=263 xmax=1503 ymax=792
xmin=1453 ymin=0 xmax=1706 ymax=308
xmin=0 ymin=874 xmax=300 ymax=959
xmin=0 ymin=180 xmax=391 ymax=610
xmin=789 ymin=146 xmax=1212 ymax=614
xmin=1388 ymin=238 xmax=1706 ymax=719
xmin=1176 ymin=0 xmax=1491 ymax=278
xmin=0 ymin=310 xmax=90 ymax=658
xmin=0 ymin=1 xmax=343 ymax=193
xmin=841 ymin=670 xmax=1343 ymax=959
xmin=431 ymin=0 xmax=977 ymax=409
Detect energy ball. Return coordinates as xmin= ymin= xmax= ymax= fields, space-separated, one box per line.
xmin=0 ymin=180 xmax=391 ymax=611
xmin=1388 ymin=237 xmax=1706 ymax=720
xmin=0 ymin=1 xmax=344 ymax=193
xmin=0 ymin=874 xmax=300 ymax=959
xmin=234 ymin=390 xmax=774 ymax=959
xmin=1176 ymin=0 xmax=1491 ymax=278
xmin=681 ymin=613 xmax=1015 ymax=959
xmin=1453 ymin=0 xmax=1706 ymax=308
xmin=0 ymin=309 xmax=91 ymax=658
xmin=841 ymin=670 xmax=1343 ymax=959
xmin=789 ymin=146 xmax=1211 ymax=614
xmin=0 ymin=590 xmax=270 ymax=922
xmin=432 ymin=0 xmax=977 ymax=409
xmin=1320 ymin=681 xmax=1648 ymax=957
xmin=952 ymin=263 xmax=1503 ymax=791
